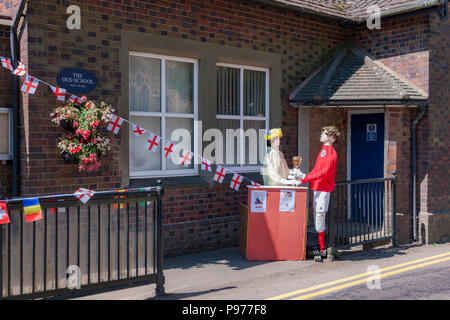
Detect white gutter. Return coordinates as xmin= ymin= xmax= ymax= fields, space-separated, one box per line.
xmin=0 ymin=18 xmax=12 ymax=26
xmin=357 ymin=0 xmax=443 ymax=22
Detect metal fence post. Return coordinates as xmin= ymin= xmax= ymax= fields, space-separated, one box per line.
xmin=155 ymin=180 xmax=165 ymax=296
xmin=327 ymin=191 xmax=336 ymax=261
xmin=391 ymin=171 xmax=398 ymax=247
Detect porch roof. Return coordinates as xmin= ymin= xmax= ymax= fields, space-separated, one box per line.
xmin=265 ymin=0 xmax=440 ymax=21
xmin=289 ymin=43 xmax=429 ymax=106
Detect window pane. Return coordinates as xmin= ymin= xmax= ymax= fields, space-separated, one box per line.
xmin=217 ymin=119 xmax=240 ymax=166
xmin=130 ymin=56 xmax=161 ymax=112
xmin=217 ymin=66 xmax=240 ymax=115
xmin=166 ymin=117 xmax=194 ymax=170
xmin=244 ymin=69 xmax=266 ymax=117
xmin=243 ymin=120 xmax=266 ymax=166
xmin=166 ymin=60 xmax=194 ymax=114
xmin=130 ymin=116 xmax=161 ymax=172
xmin=0 ymin=113 xmax=9 ymax=154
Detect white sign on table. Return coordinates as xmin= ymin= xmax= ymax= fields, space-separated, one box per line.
xmin=279 ymin=190 xmax=296 ymax=212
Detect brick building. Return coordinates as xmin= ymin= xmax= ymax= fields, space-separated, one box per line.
xmin=0 ymin=0 xmax=448 ymax=256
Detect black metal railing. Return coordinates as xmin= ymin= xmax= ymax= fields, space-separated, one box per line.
xmin=0 ymin=184 xmax=165 ymax=299
xmin=328 ymin=173 xmax=397 ymax=252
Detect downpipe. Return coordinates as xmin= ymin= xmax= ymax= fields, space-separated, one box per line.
xmin=10 ymin=0 xmax=28 ymax=197
xmin=411 ymin=104 xmax=427 ymax=242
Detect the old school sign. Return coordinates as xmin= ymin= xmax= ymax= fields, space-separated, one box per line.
xmin=57 ymin=68 xmax=97 ymax=93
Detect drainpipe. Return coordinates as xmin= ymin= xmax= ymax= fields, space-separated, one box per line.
xmin=411 ymin=104 xmax=427 ymax=242
xmin=10 ymin=0 xmax=28 ymax=197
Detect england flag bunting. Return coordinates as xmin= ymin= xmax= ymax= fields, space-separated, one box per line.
xmin=74 ymin=188 xmax=95 ymax=204
xmin=214 ymin=165 xmax=227 ymax=183
xmin=163 ymin=142 xmax=175 ymax=158
xmin=12 ymin=61 xmax=27 ymax=76
xmin=0 ymin=201 xmax=10 ymax=225
xmin=106 ymin=114 xmax=124 ymax=134
xmin=180 ymin=150 xmax=193 ymax=166
xmin=146 ymin=132 xmax=161 ymax=152
xmin=248 ymin=180 xmax=261 ymax=189
xmin=230 ymin=173 xmax=243 ymax=191
xmin=21 ymin=75 xmax=39 ymax=94
xmin=70 ymin=95 xmax=83 ymax=105
xmin=50 ymin=85 xmax=66 ymax=101
xmin=201 ymin=157 xmax=212 ymax=172
xmin=1 ymin=56 xmax=13 ymax=71
xmin=132 ymin=123 xmax=146 ymax=136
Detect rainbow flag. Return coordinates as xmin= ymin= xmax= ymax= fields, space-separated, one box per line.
xmin=23 ymin=198 xmax=43 ymax=222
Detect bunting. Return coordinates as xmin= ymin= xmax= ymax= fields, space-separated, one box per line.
xmin=0 ymin=57 xmax=269 ymax=193
xmin=21 ymin=75 xmax=39 ymax=94
xmin=23 ymin=198 xmax=43 ymax=223
xmin=0 ymin=201 xmax=10 ymax=225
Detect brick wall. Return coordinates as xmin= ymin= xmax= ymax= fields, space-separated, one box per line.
xmin=427 ymin=10 xmax=450 ymax=214
xmin=0 ymin=22 xmax=12 ymax=197
xmin=352 ymin=11 xmax=430 ymax=94
xmin=13 ymin=0 xmax=348 ymax=255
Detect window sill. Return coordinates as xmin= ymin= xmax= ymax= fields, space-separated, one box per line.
xmin=128 ymin=172 xmax=264 ymax=189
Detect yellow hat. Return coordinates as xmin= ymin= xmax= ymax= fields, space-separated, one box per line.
xmin=265 ymin=128 xmax=283 ymax=141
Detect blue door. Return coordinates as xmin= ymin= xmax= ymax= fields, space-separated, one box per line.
xmin=351 ymin=113 xmax=384 ymax=225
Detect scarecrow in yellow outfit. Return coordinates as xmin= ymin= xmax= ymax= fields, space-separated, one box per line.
xmin=262 ymin=128 xmax=300 ymax=186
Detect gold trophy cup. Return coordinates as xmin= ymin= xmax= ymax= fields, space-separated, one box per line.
xmin=292 ymin=156 xmax=302 ymax=169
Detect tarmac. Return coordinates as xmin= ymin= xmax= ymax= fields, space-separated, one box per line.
xmin=71 ymin=241 xmax=450 ymax=300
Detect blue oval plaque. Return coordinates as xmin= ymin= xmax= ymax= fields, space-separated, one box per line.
xmin=57 ymin=68 xmax=97 ymax=94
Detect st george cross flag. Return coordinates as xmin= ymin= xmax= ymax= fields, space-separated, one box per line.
xmin=74 ymin=188 xmax=95 ymax=204
xmin=23 ymin=198 xmax=43 ymax=223
xmin=201 ymin=157 xmax=212 ymax=172
xmin=230 ymin=173 xmax=243 ymax=191
xmin=50 ymin=85 xmax=66 ymax=101
xmin=106 ymin=114 xmax=124 ymax=134
xmin=21 ymin=75 xmax=39 ymax=94
xmin=0 ymin=201 xmax=10 ymax=225
xmin=70 ymin=95 xmax=83 ymax=105
xmin=146 ymin=132 xmax=161 ymax=152
xmin=132 ymin=123 xmax=146 ymax=136
xmin=164 ymin=142 xmax=175 ymax=158
xmin=1 ymin=56 xmax=13 ymax=71
xmin=247 ymin=181 xmax=261 ymax=189
xmin=12 ymin=61 xmax=27 ymax=76
xmin=180 ymin=150 xmax=193 ymax=166
xmin=214 ymin=165 xmax=227 ymax=183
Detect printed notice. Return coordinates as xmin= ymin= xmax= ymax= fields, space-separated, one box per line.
xmin=250 ymin=190 xmax=267 ymax=213
xmin=279 ymin=190 xmax=296 ymax=212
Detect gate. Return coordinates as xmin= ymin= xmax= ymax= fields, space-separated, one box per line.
xmin=328 ymin=173 xmax=397 ymax=251
xmin=0 ymin=185 xmax=165 ymax=299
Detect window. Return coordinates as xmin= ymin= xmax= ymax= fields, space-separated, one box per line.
xmin=129 ymin=52 xmax=198 ymax=177
xmin=216 ymin=63 xmax=269 ymax=171
xmin=0 ymin=108 xmax=12 ymax=160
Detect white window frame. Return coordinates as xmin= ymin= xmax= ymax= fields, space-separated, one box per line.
xmin=129 ymin=52 xmax=199 ymax=178
xmin=0 ymin=108 xmax=12 ymax=160
xmin=216 ymin=62 xmax=269 ymax=172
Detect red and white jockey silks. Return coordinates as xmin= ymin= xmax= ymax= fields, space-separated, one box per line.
xmin=21 ymin=76 xmax=39 ymax=94
xmin=106 ymin=114 xmax=124 ymax=134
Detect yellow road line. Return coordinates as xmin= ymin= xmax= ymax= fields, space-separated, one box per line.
xmin=293 ymin=255 xmax=450 ymax=300
xmin=267 ymin=251 xmax=450 ymax=300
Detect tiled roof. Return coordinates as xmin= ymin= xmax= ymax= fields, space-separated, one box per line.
xmin=289 ymin=43 xmax=428 ymax=105
xmin=269 ymin=0 xmax=439 ymax=21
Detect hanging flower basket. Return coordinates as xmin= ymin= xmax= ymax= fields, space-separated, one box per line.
xmin=51 ymin=97 xmax=115 ymax=172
